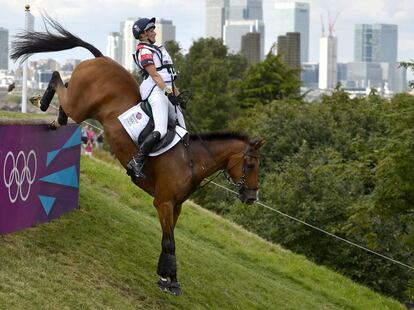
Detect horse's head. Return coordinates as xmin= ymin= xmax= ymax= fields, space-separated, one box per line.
xmin=225 ymin=139 xmax=266 ymax=204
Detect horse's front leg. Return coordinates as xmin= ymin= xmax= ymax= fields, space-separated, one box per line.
xmin=155 ymin=201 xmax=181 ymax=296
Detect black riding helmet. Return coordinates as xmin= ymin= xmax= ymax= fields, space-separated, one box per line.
xmin=132 ymin=17 xmax=156 ymax=39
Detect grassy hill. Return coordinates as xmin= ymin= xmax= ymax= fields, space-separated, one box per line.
xmin=0 ymin=157 xmax=403 ymax=309
xmin=0 ymin=111 xmax=404 ymax=309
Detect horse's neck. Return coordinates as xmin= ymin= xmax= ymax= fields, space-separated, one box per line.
xmin=193 ymin=139 xmax=244 ymax=178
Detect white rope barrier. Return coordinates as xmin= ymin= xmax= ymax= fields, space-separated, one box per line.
xmin=210 ymin=181 xmax=414 ymax=271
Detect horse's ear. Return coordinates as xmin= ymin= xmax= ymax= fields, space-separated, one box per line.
xmin=252 ymin=139 xmax=266 ymax=150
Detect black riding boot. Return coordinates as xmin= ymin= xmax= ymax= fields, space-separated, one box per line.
xmin=127 ymin=131 xmax=161 ymax=179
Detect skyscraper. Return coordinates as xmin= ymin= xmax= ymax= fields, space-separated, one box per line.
xmin=351 ymin=23 xmax=405 ymax=92
xmin=228 ymin=0 xmax=263 ymax=20
xmin=354 ymin=24 xmax=398 ymax=63
xmin=223 ymin=0 xmax=265 ymax=59
xmin=277 ymin=32 xmax=301 ymax=70
xmin=224 ymin=19 xmax=265 ymax=59
xmin=0 ymin=27 xmax=9 ymax=70
xmin=106 ymin=32 xmax=122 ymax=64
xmin=319 ymin=34 xmax=337 ymax=89
xmin=206 ymin=0 xmax=229 ymax=39
xmin=241 ymin=32 xmax=261 ymax=65
xmin=155 ymin=19 xmax=176 ymax=46
xmin=121 ymin=18 xmax=138 ymax=72
xmin=273 ymin=1 xmax=310 ymax=64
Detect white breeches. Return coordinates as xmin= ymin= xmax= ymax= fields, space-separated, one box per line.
xmin=147 ymin=86 xmax=186 ymax=139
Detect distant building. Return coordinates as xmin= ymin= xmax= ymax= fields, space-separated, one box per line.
xmin=228 ymin=0 xmax=263 ymax=20
xmin=346 ymin=62 xmax=383 ymax=88
xmin=61 ymin=59 xmax=81 ymax=72
xmin=350 ymin=23 xmax=406 ymax=92
xmin=345 ymin=61 xmax=406 ymax=92
xmin=277 ymin=32 xmax=301 ymax=70
xmin=301 ymin=63 xmax=319 ymax=89
xmin=0 ymin=28 xmax=9 ymax=70
xmin=354 ymin=24 xmax=398 ymax=63
xmin=241 ymin=32 xmax=260 ymax=65
xmin=394 ymin=65 xmax=407 ymax=93
xmin=155 ymin=19 xmax=176 ymax=46
xmin=121 ymin=18 xmax=138 ymax=72
xmin=206 ymin=0 xmax=229 ymax=39
xmin=37 ymin=71 xmax=54 ymax=89
xmin=224 ymin=19 xmax=265 ymax=59
xmin=319 ymin=35 xmax=337 ymax=89
xmin=30 ymin=59 xmax=59 ymax=71
xmin=273 ymin=2 xmax=309 ymax=64
xmin=337 ymin=63 xmax=348 ymax=82
xmin=106 ymin=32 xmax=122 ymax=64
xmin=222 ymin=0 xmax=265 ymax=59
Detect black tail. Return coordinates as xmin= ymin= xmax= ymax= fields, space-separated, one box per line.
xmin=10 ymin=15 xmax=103 ymax=62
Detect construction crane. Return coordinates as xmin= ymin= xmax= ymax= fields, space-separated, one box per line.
xmin=328 ymin=11 xmax=341 ymax=36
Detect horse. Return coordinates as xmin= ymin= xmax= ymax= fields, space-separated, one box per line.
xmin=11 ymin=17 xmax=265 ymax=296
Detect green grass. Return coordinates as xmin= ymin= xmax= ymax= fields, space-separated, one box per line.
xmin=0 ymin=156 xmax=403 ymax=309
xmin=0 ymin=110 xmax=52 ymax=119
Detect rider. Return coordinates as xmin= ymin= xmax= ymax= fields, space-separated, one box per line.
xmin=127 ymin=17 xmax=186 ymax=178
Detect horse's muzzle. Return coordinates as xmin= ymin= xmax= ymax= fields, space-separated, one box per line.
xmin=239 ymin=188 xmax=257 ymax=204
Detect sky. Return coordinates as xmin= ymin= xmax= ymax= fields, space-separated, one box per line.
xmin=1 ymin=0 xmax=414 ymax=78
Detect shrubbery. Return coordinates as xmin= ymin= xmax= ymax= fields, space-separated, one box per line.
xmin=167 ymin=39 xmax=414 ymax=301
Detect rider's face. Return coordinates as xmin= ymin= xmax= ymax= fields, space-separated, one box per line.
xmin=145 ymin=28 xmax=156 ymax=43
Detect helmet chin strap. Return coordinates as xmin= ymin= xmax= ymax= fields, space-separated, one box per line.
xmin=148 ymin=38 xmax=155 ymax=44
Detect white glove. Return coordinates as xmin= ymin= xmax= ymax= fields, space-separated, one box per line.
xmin=163 ymin=86 xmax=173 ymax=96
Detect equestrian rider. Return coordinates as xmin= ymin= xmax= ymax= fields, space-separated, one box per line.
xmin=127 ymin=17 xmax=186 ymax=178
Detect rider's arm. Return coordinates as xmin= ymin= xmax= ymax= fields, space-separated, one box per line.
xmin=145 ymin=64 xmax=170 ymax=93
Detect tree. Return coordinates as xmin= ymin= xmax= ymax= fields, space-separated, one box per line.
xmin=164 ymin=40 xmax=185 ymax=73
xmin=235 ymin=53 xmax=301 ymax=108
xmin=176 ymin=38 xmax=247 ymax=132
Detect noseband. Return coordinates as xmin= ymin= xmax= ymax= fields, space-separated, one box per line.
xmin=224 ymin=145 xmax=258 ymax=192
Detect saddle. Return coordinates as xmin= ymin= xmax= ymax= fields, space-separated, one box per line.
xmin=118 ymin=101 xmax=186 ymax=156
xmin=139 ymin=100 xmax=176 ymax=152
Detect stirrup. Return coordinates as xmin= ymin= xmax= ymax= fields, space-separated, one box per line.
xmin=126 ymin=157 xmax=146 ymax=179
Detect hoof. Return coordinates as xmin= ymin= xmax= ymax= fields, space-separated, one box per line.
xmin=158 ymin=278 xmax=181 ymax=296
xmin=48 ymin=120 xmax=60 ymax=130
xmin=29 ymin=95 xmax=41 ymax=108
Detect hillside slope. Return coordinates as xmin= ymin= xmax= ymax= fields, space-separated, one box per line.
xmin=0 ymin=154 xmax=403 ymax=309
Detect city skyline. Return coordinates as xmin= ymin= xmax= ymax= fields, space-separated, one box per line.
xmin=1 ymin=0 xmax=413 ymax=80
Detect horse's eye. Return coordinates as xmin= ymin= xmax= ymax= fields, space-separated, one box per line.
xmin=246 ymin=163 xmax=255 ymax=170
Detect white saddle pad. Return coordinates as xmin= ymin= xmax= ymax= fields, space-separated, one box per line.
xmin=118 ymin=104 xmax=187 ymax=157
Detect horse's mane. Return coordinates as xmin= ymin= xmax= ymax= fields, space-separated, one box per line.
xmin=190 ymin=131 xmax=249 ymax=142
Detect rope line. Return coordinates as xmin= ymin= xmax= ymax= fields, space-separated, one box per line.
xmin=210 ymin=180 xmax=414 ymax=271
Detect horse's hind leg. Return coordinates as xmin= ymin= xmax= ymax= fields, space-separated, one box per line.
xmin=46 ymin=73 xmax=70 ymax=130
xmin=40 ymin=71 xmax=61 ymax=111
xmin=57 ymin=82 xmax=69 ymax=126
xmin=57 ymin=105 xmax=68 ymax=126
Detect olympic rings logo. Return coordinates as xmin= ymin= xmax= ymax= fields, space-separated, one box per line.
xmin=3 ymin=150 xmax=37 ymax=204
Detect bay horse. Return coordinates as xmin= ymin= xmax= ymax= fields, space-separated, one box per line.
xmin=11 ymin=17 xmax=265 ymax=296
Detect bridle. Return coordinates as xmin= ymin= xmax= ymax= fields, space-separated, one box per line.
xmin=186 ymin=138 xmax=259 ymax=194
xmin=223 ymin=144 xmax=258 ymax=192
